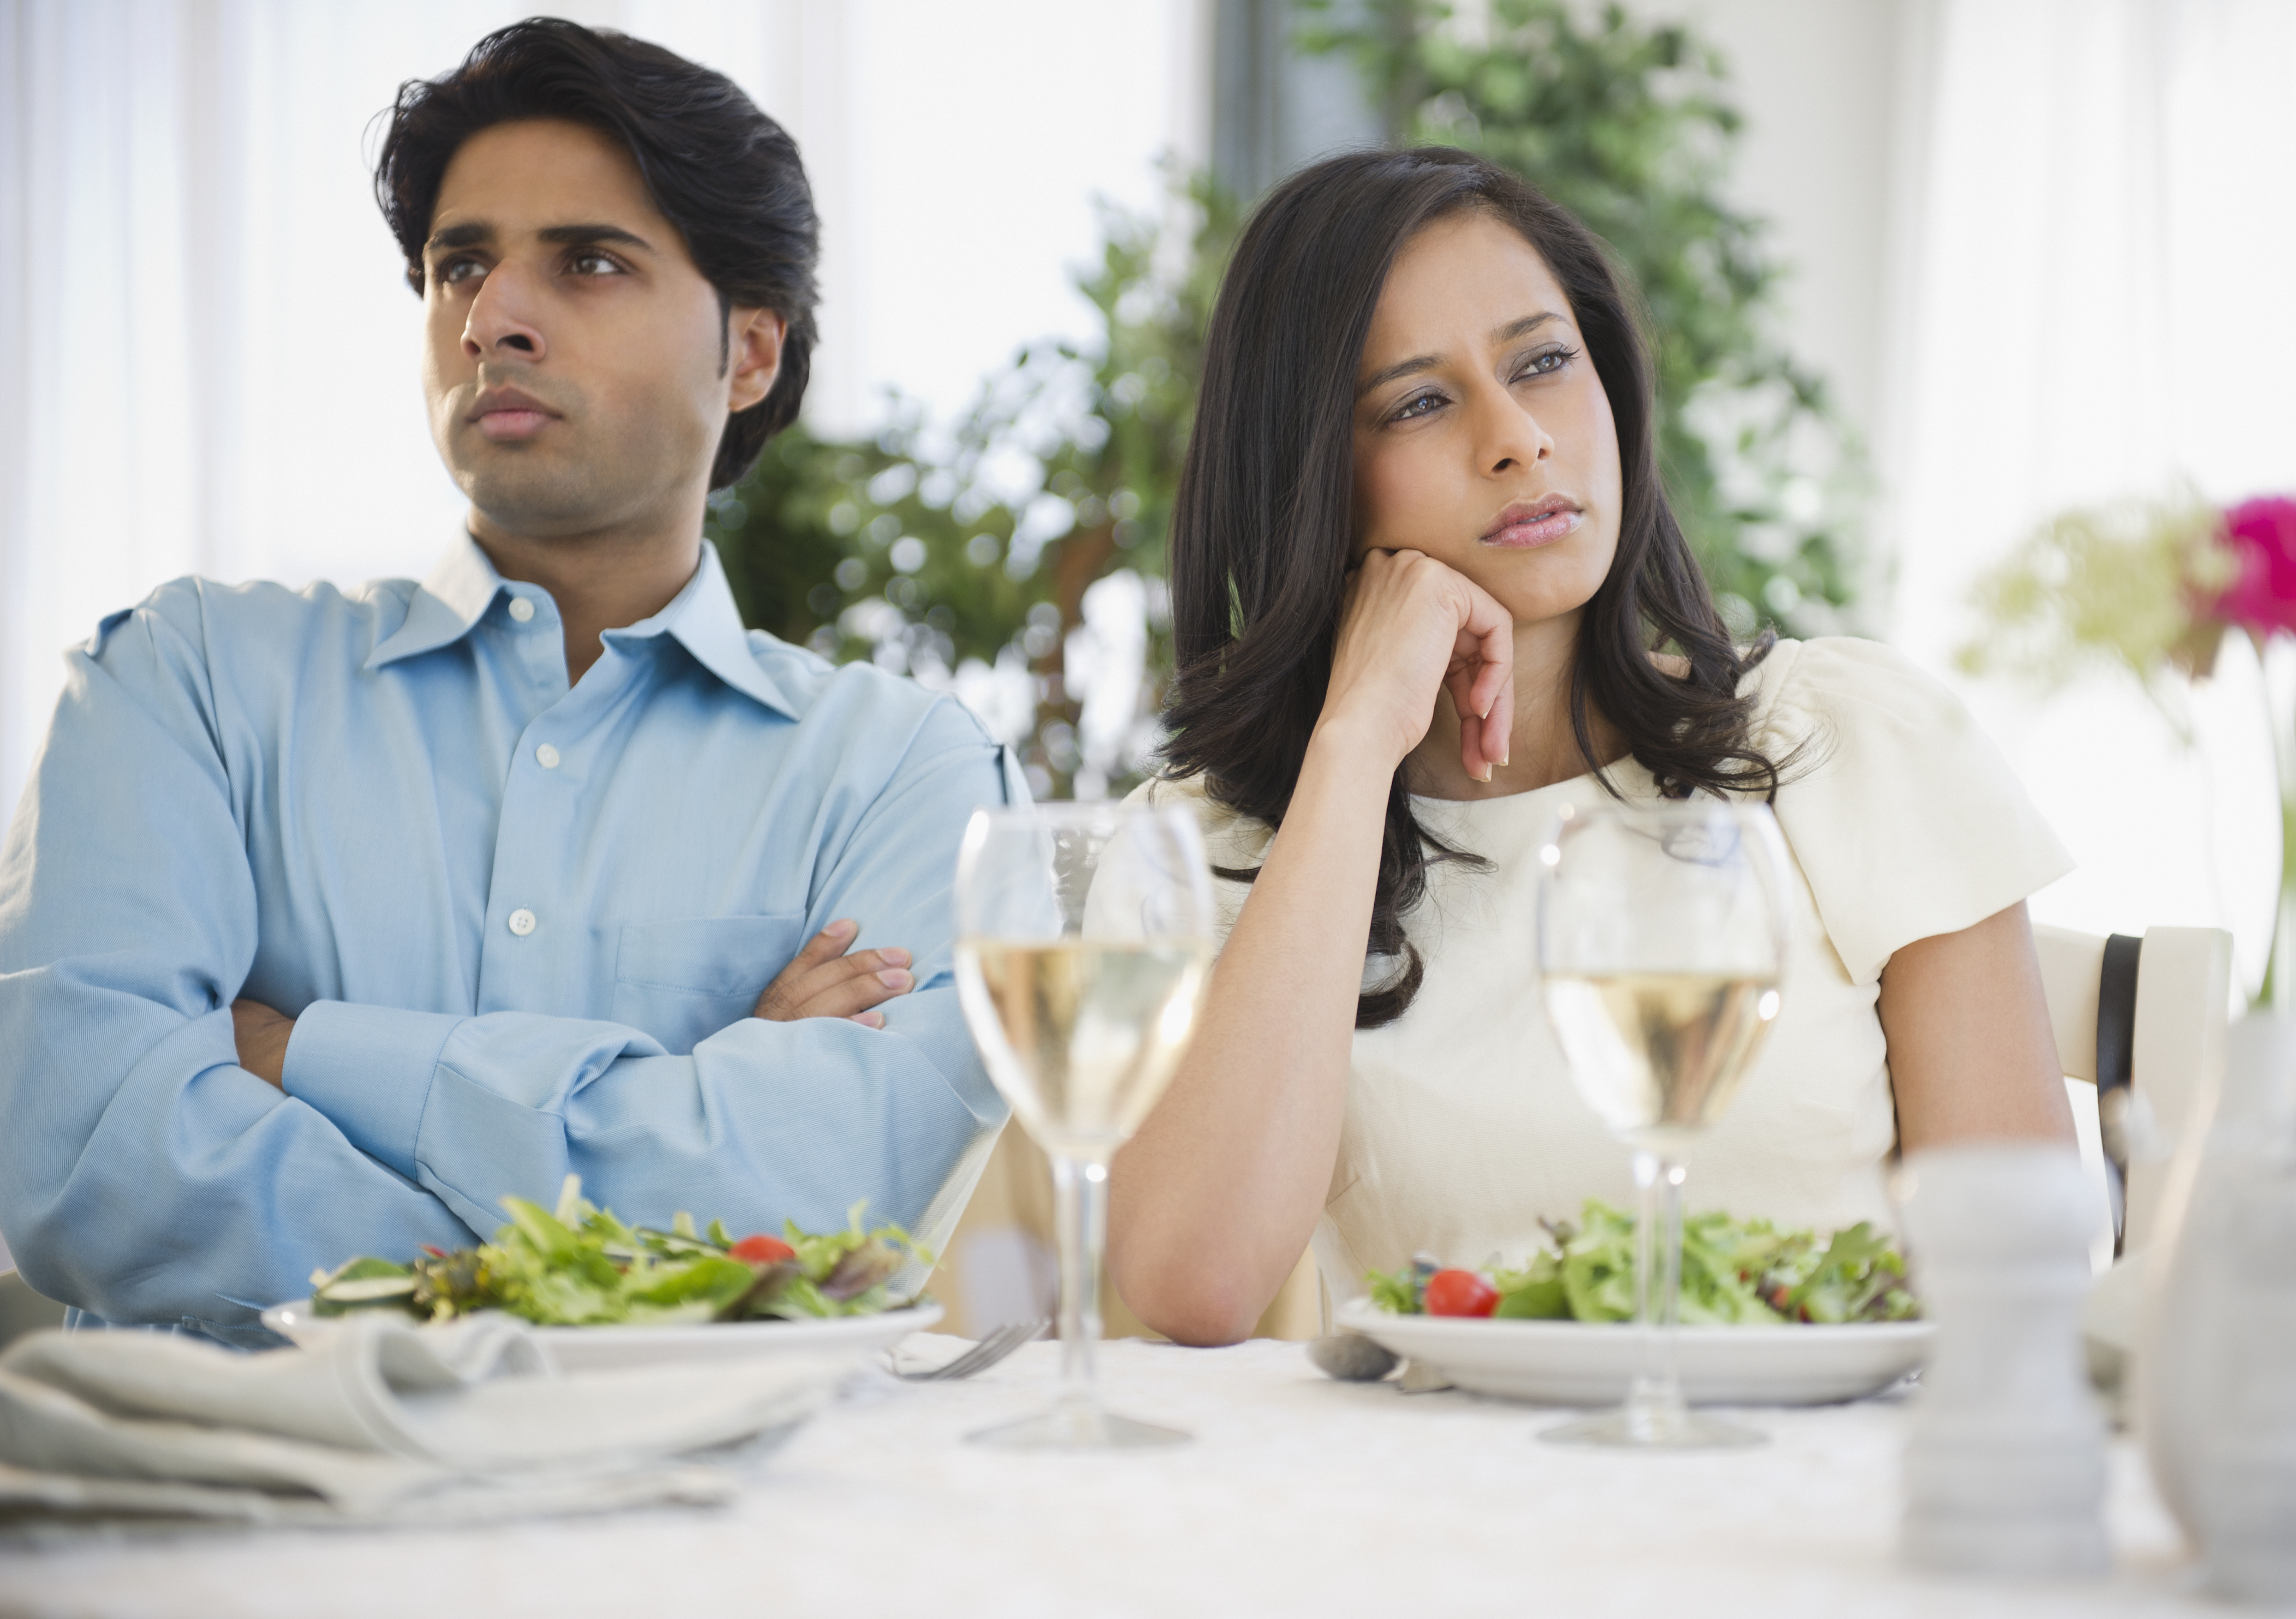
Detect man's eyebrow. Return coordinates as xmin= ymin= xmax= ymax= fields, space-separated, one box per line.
xmin=1356 ymin=311 xmax=1567 ymax=397
xmin=422 ymin=222 xmax=657 ymax=255
xmin=537 ymin=223 xmax=657 ymax=253
xmin=425 ymin=221 xmax=492 ymax=254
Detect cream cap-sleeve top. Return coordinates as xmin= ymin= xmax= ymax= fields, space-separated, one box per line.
xmin=1135 ymin=637 xmax=2074 ymax=1303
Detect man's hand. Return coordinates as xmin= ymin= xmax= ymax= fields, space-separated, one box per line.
xmin=231 ymin=998 xmax=296 ymax=1089
xmin=754 ymin=919 xmax=914 ymax=1030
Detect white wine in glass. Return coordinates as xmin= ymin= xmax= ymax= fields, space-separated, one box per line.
xmin=953 ymin=801 xmax=1213 ymax=1450
xmin=1536 ymin=799 xmax=1791 ymax=1450
xmin=962 ymin=940 xmax=1208 ymax=1160
xmin=1540 ymin=971 xmax=1782 ymax=1153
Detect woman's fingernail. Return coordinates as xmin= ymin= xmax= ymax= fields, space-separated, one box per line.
xmin=877 ymin=968 xmax=912 ymax=992
xmin=850 ymin=1010 xmax=883 ymax=1028
xmin=879 ymin=947 xmax=911 ymax=968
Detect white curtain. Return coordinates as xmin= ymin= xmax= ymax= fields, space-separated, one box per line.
xmin=1879 ymin=0 xmax=2296 ymax=992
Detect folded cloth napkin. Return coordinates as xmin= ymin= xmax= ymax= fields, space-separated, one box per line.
xmin=0 ymin=1313 xmax=843 ymax=1531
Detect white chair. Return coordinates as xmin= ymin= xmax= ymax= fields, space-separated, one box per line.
xmin=2032 ymin=923 xmax=2233 ymax=1252
xmin=0 ymin=1270 xmax=67 ymax=1349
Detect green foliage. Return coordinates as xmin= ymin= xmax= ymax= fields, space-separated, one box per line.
xmin=1301 ymin=0 xmax=1867 ymax=634
xmin=711 ymin=4 xmax=1867 ymax=796
xmin=711 ymin=180 xmax=1239 ymax=797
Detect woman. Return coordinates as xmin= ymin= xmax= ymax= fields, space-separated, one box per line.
xmin=1106 ymin=148 xmax=2075 ymax=1346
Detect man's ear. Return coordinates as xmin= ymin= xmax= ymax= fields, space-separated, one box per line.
xmin=727 ymin=308 xmax=786 ymax=414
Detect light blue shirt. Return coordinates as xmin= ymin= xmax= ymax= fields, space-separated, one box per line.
xmin=0 ymin=537 xmax=1017 ymax=1339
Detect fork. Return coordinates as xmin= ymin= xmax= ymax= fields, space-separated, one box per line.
xmin=889 ymin=1318 xmax=1047 ymax=1381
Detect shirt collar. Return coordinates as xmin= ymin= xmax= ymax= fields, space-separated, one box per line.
xmin=366 ymin=532 xmax=506 ymax=669
xmin=368 ymin=534 xmax=798 ymax=720
xmin=608 ymin=543 xmax=797 ymax=719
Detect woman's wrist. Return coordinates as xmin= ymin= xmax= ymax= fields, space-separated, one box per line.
xmin=1306 ymin=709 xmax=1409 ymax=780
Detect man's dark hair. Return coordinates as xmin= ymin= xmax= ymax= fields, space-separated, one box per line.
xmin=375 ymin=17 xmax=817 ymax=489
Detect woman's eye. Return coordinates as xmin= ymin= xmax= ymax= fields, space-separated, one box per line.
xmin=1514 ymin=345 xmax=1578 ymax=382
xmin=1391 ymin=390 xmax=1445 ymax=422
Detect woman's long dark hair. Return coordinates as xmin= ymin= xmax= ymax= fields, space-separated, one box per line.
xmin=1163 ymin=148 xmax=1786 ymax=1028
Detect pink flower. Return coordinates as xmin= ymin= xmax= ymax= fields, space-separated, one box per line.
xmin=2215 ymin=496 xmax=2296 ymax=638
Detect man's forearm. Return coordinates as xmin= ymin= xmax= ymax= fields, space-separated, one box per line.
xmin=231 ymin=999 xmax=296 ymax=1087
xmin=276 ymin=990 xmax=1003 ymax=1243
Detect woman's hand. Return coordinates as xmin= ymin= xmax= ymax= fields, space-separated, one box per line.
xmin=1319 ymin=548 xmax=1515 ymax=783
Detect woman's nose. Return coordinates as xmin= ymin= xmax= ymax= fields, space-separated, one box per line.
xmin=1475 ymin=382 xmax=1553 ymax=476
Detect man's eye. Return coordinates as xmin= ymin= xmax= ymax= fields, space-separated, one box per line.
xmin=569 ymin=251 xmax=625 ymax=276
xmin=435 ymin=258 xmax=486 ymax=288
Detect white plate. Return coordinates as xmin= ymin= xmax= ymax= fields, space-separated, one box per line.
xmin=1334 ymin=1297 xmax=1932 ymax=1406
xmin=261 ymin=1298 xmax=942 ymax=1373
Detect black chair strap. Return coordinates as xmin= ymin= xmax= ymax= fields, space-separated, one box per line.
xmin=2096 ymin=932 xmax=2142 ymax=1100
xmin=2096 ymin=932 xmax=2142 ymax=1253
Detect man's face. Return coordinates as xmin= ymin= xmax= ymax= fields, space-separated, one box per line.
xmin=420 ymin=118 xmax=781 ymax=540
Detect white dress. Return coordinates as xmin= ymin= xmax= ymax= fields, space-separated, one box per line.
xmin=1136 ymin=637 xmax=2074 ymax=1304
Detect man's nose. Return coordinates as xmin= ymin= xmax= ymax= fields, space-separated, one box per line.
xmin=461 ymin=261 xmax=548 ymax=362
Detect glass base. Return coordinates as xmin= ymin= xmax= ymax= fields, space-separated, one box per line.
xmin=966 ymin=1399 xmax=1189 ymax=1451
xmin=1540 ymin=1401 xmax=1765 ymax=1450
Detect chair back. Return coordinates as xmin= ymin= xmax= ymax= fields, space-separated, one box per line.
xmin=2032 ymin=923 xmax=2232 ymax=1250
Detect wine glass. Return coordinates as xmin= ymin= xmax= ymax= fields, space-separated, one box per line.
xmin=1535 ymin=798 xmax=1791 ymax=1449
xmin=952 ymin=801 xmax=1214 ymax=1449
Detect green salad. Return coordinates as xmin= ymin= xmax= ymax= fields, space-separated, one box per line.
xmin=1368 ymin=1201 xmax=1918 ymax=1326
xmin=309 ymin=1175 xmax=926 ymax=1328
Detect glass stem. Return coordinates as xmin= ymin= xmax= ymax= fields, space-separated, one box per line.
xmin=1656 ymin=1156 xmax=1687 ymax=1402
xmin=1051 ymin=1152 xmax=1107 ymax=1410
xmin=1631 ymin=1147 xmax=1658 ymax=1344
xmin=1627 ymin=1149 xmax=1689 ymax=1431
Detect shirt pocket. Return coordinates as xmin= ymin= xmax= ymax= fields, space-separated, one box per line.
xmin=612 ymin=913 xmax=806 ymax=1056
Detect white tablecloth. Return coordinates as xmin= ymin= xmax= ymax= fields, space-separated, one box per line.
xmin=0 ymin=1338 xmax=2207 ymax=1618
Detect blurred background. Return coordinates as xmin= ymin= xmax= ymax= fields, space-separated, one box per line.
xmin=2 ymin=0 xmax=2292 ymax=1323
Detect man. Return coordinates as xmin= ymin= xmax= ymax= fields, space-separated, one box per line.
xmin=0 ymin=20 xmax=1015 ymax=1338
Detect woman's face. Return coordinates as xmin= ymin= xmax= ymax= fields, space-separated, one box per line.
xmin=1350 ymin=211 xmax=1622 ymax=627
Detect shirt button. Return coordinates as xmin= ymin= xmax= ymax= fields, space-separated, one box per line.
xmin=536 ymin=743 xmax=561 ymax=769
xmin=508 ymin=596 xmax=536 ymax=623
xmin=507 ymin=908 xmax=537 ymax=936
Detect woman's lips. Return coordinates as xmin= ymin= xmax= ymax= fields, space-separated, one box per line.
xmin=1482 ymin=503 xmax=1583 ymax=549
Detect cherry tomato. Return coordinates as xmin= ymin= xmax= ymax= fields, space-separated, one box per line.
xmin=1424 ymin=1268 xmax=1499 ymax=1318
xmin=729 ymin=1233 xmax=796 ymax=1265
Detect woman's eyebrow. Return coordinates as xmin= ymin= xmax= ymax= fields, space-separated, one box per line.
xmin=1491 ymin=311 xmax=1562 ymax=344
xmin=1357 ymin=351 xmax=1443 ymax=396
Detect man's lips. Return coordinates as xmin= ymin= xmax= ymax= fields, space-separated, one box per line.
xmin=469 ymin=388 xmax=561 ymax=443
xmin=1481 ymin=496 xmax=1583 ymax=549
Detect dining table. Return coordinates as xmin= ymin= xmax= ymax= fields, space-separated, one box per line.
xmin=0 ymin=1335 xmax=2213 ymax=1618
